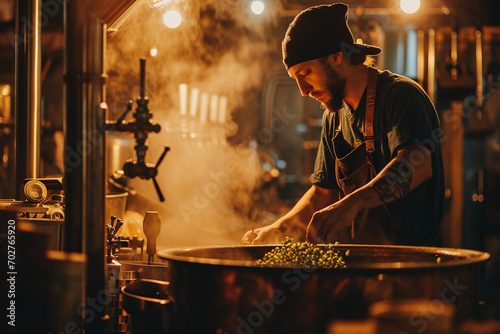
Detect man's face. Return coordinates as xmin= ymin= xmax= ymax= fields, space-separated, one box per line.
xmin=288 ymin=56 xmax=346 ymax=112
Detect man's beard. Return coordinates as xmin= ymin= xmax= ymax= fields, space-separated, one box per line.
xmin=319 ymin=60 xmax=346 ymax=113
xmin=322 ymin=79 xmax=345 ymax=112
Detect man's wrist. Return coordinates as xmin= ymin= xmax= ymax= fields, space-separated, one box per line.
xmin=344 ymin=185 xmax=382 ymax=212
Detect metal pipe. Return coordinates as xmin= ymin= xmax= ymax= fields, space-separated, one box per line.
xmin=27 ymin=0 xmax=41 ymax=179
xmin=15 ymin=0 xmax=41 ymax=197
xmin=64 ymin=0 xmax=106 ymax=331
xmin=417 ymin=30 xmax=425 ymax=87
xmin=427 ymin=29 xmax=436 ymax=102
xmin=475 ymin=29 xmax=483 ymax=107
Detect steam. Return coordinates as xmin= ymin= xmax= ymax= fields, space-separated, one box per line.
xmin=105 ymin=0 xmax=281 ymax=247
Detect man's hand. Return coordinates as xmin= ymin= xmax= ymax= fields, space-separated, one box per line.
xmin=306 ymin=144 xmax=433 ymax=243
xmin=305 ymin=196 xmax=367 ymax=243
xmin=240 ymin=186 xmax=340 ymax=245
xmin=240 ymin=223 xmax=287 ymax=245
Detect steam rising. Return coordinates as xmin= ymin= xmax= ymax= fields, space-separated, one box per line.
xmin=105 ymin=0 xmax=281 ymax=247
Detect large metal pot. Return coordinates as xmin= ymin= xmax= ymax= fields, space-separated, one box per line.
xmin=121 ymin=279 xmax=174 ymax=334
xmin=157 ymin=244 xmax=489 ymax=334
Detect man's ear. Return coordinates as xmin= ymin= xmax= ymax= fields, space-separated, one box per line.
xmin=331 ymin=52 xmax=342 ymax=65
xmin=328 ymin=52 xmax=344 ymax=65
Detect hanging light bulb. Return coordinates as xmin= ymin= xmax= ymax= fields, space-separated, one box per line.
xmin=400 ymin=0 xmax=420 ymax=14
xmin=250 ymin=1 xmax=265 ymax=15
xmin=150 ymin=46 xmax=158 ymax=57
xmin=163 ymin=10 xmax=182 ymax=28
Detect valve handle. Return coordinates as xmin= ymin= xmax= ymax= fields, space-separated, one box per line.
xmin=117 ymin=100 xmax=133 ymax=124
xmin=150 ymin=146 xmax=169 ymax=202
xmin=156 ymin=146 xmax=170 ymax=168
xmin=152 ymin=177 xmax=165 ymax=202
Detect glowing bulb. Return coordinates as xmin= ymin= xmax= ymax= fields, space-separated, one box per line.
xmin=400 ymin=0 xmax=420 ymax=14
xmin=163 ymin=10 xmax=182 ymax=28
xmin=150 ymin=47 xmax=158 ymax=57
xmin=251 ymin=1 xmax=265 ymax=15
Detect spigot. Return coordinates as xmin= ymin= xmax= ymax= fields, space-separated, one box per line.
xmin=106 ymin=216 xmax=129 ymax=263
xmin=104 ymin=57 xmax=168 ymax=202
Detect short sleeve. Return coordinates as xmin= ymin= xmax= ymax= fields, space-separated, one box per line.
xmin=384 ymin=81 xmax=439 ymax=157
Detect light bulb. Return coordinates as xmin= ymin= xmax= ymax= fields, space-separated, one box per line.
xmin=251 ymin=1 xmax=265 ymax=15
xmin=163 ymin=10 xmax=182 ymax=28
xmin=150 ymin=47 xmax=158 ymax=57
xmin=400 ymin=0 xmax=420 ymax=14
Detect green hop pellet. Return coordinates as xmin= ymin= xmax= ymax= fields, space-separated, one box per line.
xmin=255 ymin=237 xmax=347 ymax=269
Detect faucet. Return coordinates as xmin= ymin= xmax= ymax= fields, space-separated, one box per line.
xmin=105 ymin=58 xmax=168 ymax=202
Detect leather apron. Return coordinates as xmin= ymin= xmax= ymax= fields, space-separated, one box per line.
xmin=332 ymin=67 xmax=409 ymax=245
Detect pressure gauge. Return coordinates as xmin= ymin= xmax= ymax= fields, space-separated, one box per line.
xmin=24 ymin=179 xmax=48 ymax=203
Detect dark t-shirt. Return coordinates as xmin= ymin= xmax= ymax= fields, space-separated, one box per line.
xmin=310 ymin=70 xmax=444 ymax=246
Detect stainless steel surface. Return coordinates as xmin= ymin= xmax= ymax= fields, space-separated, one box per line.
xmin=119 ymin=260 xmax=169 ymax=282
xmin=158 ymin=244 xmax=489 ymax=334
xmin=105 ymin=192 xmax=128 ymax=221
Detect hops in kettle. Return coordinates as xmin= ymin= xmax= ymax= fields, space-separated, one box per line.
xmin=255 ymin=237 xmax=348 ymax=269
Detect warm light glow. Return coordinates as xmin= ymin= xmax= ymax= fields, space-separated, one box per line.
xmin=1 ymin=84 xmax=10 ymax=96
xmin=400 ymin=0 xmax=420 ymax=14
xmin=179 ymin=83 xmax=188 ymax=116
xmin=250 ymin=1 xmax=265 ymax=15
xmin=150 ymin=46 xmax=158 ymax=57
xmin=163 ymin=10 xmax=182 ymax=28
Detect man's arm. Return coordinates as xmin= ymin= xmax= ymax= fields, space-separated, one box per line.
xmin=357 ymin=143 xmax=432 ymax=209
xmin=306 ymin=143 xmax=432 ymax=242
xmin=241 ymin=185 xmax=340 ymax=244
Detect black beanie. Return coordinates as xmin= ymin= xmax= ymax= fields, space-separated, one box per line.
xmin=282 ymin=3 xmax=381 ymax=70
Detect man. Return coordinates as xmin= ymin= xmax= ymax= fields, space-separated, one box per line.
xmin=242 ymin=3 xmax=444 ymax=246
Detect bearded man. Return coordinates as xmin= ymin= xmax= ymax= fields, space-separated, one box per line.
xmin=242 ymin=2 xmax=444 ymax=246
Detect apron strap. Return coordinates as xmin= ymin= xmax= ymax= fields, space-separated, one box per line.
xmin=365 ymin=67 xmax=378 ymax=156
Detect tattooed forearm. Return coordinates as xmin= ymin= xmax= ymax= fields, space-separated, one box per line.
xmin=371 ymin=159 xmax=413 ymax=202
